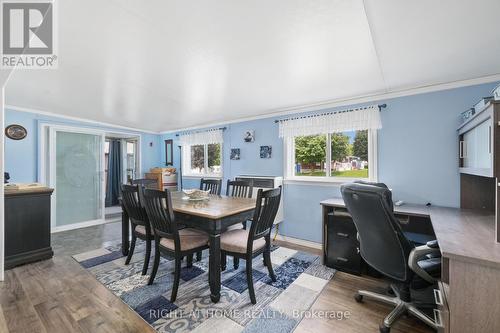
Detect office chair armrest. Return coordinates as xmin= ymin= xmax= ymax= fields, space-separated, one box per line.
xmin=426 ymin=240 xmax=439 ymax=249
xmin=408 ymin=244 xmax=441 ymax=284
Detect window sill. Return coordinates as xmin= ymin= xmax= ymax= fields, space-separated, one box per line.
xmin=284 ymin=177 xmax=372 ymax=187
xmin=182 ymin=174 xmax=222 ymax=180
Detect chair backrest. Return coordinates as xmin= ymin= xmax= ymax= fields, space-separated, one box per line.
xmin=131 ymin=178 xmax=157 ymax=188
xmin=226 ymin=179 xmax=253 ymax=198
xmin=353 ymin=180 xmax=393 ymax=211
xmin=121 ymin=184 xmax=148 ymax=225
xmin=249 ymin=186 xmax=282 ymax=245
xmin=142 ymin=188 xmax=179 ymax=243
xmin=340 ymin=183 xmax=414 ymax=282
xmin=130 ymin=178 xmax=158 ymax=205
xmin=200 ymin=178 xmax=222 ymax=195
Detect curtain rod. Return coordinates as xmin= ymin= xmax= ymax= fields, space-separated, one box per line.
xmin=175 ymin=126 xmax=227 ymax=137
xmin=274 ymin=104 xmax=387 ymax=124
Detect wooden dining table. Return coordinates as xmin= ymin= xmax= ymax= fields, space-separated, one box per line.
xmin=121 ymin=191 xmax=256 ymax=303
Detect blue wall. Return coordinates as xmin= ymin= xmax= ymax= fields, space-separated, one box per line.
xmin=5 ymin=81 xmax=498 ymax=243
xmin=161 ymin=82 xmax=499 ymax=243
xmin=4 ymin=109 xmax=161 ymax=183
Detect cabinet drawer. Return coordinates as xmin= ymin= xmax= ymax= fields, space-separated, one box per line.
xmin=434 ymin=282 xmax=450 ymax=333
xmin=326 ymin=235 xmax=361 ymax=274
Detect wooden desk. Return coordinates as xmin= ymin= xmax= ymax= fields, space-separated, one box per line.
xmin=122 ymin=192 xmax=256 ymax=303
xmin=321 ymin=198 xmax=500 ymax=333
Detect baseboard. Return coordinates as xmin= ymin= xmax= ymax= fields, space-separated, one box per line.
xmin=5 ymin=247 xmax=54 ymax=269
xmin=274 ymin=234 xmax=322 ymax=250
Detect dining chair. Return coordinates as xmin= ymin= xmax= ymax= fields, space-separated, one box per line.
xmin=121 ymin=184 xmax=154 ymax=276
xmin=220 ymin=186 xmax=282 ymax=304
xmin=130 ymin=178 xmax=158 ymax=203
xmin=225 ymin=179 xmax=254 ymax=269
xmin=200 ymin=178 xmax=222 ymax=195
xmin=142 ymin=188 xmax=209 ymax=302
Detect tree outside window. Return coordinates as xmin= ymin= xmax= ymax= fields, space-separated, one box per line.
xmin=294 ymin=130 xmax=369 ymax=178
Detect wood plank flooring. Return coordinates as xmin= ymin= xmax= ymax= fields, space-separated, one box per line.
xmin=0 ymin=222 xmax=432 ymax=333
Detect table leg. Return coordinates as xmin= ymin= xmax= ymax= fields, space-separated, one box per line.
xmin=121 ymin=206 xmax=130 ymax=256
xmin=209 ymin=233 xmax=221 ymax=303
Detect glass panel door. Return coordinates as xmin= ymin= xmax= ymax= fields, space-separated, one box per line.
xmin=51 ymin=129 xmax=104 ymax=228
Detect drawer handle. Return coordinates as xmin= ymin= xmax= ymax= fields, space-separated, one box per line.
xmin=336 ymin=257 xmax=348 ymax=263
xmin=433 ymin=289 xmax=443 ymax=306
xmin=433 ymin=309 xmax=443 ymax=328
xmin=336 ymin=232 xmax=349 ymax=238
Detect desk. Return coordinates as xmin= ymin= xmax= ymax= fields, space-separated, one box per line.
xmin=122 ymin=192 xmax=256 ymax=303
xmin=321 ymin=198 xmax=500 ymax=333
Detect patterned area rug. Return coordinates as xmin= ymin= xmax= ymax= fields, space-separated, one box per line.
xmin=73 ymin=242 xmax=335 ymax=333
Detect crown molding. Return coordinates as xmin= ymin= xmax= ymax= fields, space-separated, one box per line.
xmin=5 ymin=104 xmax=159 ymax=134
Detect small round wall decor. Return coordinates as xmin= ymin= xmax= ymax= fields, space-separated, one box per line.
xmin=5 ymin=124 xmax=27 ymax=140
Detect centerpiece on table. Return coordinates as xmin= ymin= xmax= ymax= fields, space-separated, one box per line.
xmin=182 ymin=189 xmax=210 ymax=201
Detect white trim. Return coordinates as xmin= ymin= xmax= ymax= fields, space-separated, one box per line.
xmin=274 ymin=234 xmax=322 ymax=250
xmin=43 ymin=124 xmax=106 ymax=232
xmin=51 ymin=218 xmax=106 ymax=233
xmin=5 ymin=104 xmax=158 ymax=134
xmin=161 ymin=73 xmax=500 ymax=134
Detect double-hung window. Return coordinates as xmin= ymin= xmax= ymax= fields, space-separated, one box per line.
xmin=180 ymin=129 xmax=223 ymax=178
xmin=280 ymin=106 xmax=381 ymax=183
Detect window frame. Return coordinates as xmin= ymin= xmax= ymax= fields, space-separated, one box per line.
xmin=283 ymin=130 xmax=378 ymax=184
xmin=182 ymin=143 xmax=223 ymax=178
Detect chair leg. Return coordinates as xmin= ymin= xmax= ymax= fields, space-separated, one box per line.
xmin=196 ymin=251 xmax=202 ymax=261
xmin=142 ymin=238 xmax=151 ymax=275
xmin=125 ymin=234 xmax=136 ymax=265
xmin=148 ymin=243 xmax=160 ymax=285
xmin=263 ymin=250 xmax=276 ymax=282
xmin=187 ymin=254 xmax=193 ymax=268
xmin=246 ymin=255 xmax=256 ymax=304
xmin=221 ymin=252 xmax=227 ymax=271
xmin=233 ymin=257 xmax=240 ymax=270
xmin=171 ymin=255 xmax=182 ymax=302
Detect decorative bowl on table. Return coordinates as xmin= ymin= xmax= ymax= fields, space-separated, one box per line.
xmin=182 ymin=189 xmax=210 ymax=201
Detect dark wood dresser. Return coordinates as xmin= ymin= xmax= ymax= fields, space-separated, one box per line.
xmin=4 ymin=186 xmax=54 ymax=269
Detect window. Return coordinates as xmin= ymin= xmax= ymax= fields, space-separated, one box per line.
xmin=183 ymin=143 xmax=222 ymax=177
xmin=287 ymin=130 xmax=376 ymax=182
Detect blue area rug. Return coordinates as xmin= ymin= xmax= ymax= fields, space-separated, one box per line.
xmin=73 ymin=243 xmax=335 ymax=333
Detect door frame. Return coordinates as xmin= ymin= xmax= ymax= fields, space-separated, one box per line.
xmin=40 ymin=124 xmax=106 ymax=232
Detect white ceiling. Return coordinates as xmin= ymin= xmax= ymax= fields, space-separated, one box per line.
xmin=5 ymin=0 xmax=500 ymax=132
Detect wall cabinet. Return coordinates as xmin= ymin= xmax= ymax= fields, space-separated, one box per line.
xmin=458 ymin=102 xmax=498 ymax=177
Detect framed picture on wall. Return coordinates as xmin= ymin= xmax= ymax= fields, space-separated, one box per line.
xmin=260 ymin=145 xmax=272 ymax=158
xmin=230 ymin=148 xmax=241 ymax=160
xmin=244 ymin=130 xmax=255 ymax=142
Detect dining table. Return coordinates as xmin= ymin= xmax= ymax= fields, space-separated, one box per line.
xmin=121 ymin=191 xmax=256 ymax=303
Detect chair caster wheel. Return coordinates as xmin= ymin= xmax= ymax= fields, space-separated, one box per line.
xmin=354 ymin=294 xmax=363 ymax=303
xmin=379 ymin=325 xmax=390 ymax=333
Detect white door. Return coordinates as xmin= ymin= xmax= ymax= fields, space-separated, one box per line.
xmin=49 ymin=127 xmax=105 ymax=231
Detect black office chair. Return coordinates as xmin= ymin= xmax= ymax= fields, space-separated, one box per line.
xmin=341 ymin=183 xmax=441 ymax=333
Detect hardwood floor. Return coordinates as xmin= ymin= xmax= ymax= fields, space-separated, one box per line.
xmin=0 ymin=223 xmax=432 ymax=333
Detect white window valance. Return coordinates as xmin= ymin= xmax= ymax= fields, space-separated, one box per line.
xmin=178 ymin=128 xmax=224 ymax=146
xmin=278 ymin=105 xmax=382 ymax=138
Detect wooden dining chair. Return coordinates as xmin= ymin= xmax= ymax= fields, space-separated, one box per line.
xmin=130 ymin=178 xmax=158 ymax=203
xmin=225 ymin=179 xmax=254 ymax=269
xmin=121 ymin=184 xmax=154 ymax=276
xmin=220 ymin=186 xmax=282 ymax=304
xmin=226 ymin=179 xmax=253 ymax=199
xmin=200 ymin=178 xmax=222 ymax=195
xmin=142 ymin=188 xmax=209 ymax=302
